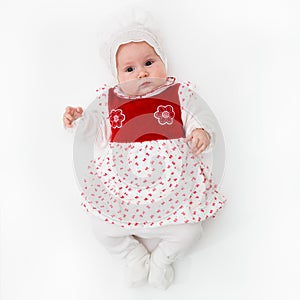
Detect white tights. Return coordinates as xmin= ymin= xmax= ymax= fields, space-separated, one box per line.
xmin=89 ymin=216 xmax=203 ymax=262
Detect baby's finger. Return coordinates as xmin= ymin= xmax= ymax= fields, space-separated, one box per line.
xmin=76 ymin=107 xmax=83 ymax=113
xmin=65 ymin=106 xmax=74 ymax=113
xmin=189 ymin=136 xmax=199 ymax=150
xmin=63 ymin=117 xmax=73 ymax=128
xmin=184 ymin=134 xmax=193 ymax=143
xmin=190 ymin=141 xmax=199 ymax=153
xmin=194 ymin=138 xmax=202 ymax=149
xmin=195 ymin=143 xmax=207 ymax=155
xmin=64 ymin=113 xmax=73 ymax=121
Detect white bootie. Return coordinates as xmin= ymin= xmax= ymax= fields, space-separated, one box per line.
xmin=125 ymin=243 xmax=150 ymax=288
xmin=148 ymin=246 xmax=175 ymax=290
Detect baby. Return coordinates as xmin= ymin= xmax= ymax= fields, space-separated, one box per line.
xmin=63 ymin=23 xmax=225 ymax=290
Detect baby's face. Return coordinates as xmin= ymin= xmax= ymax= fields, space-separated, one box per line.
xmin=116 ymin=41 xmax=167 ymax=96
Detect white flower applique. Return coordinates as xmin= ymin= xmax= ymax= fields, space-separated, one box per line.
xmin=154 ymin=105 xmax=175 ymax=125
xmin=109 ymin=109 xmax=125 ymax=128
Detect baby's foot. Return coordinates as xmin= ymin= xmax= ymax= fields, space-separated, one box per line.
xmin=125 ymin=243 xmax=150 ymax=288
xmin=148 ymin=247 xmax=175 ymax=290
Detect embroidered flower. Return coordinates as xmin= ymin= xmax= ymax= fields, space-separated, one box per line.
xmin=109 ymin=109 xmax=125 ymax=128
xmin=154 ymin=105 xmax=175 ymax=125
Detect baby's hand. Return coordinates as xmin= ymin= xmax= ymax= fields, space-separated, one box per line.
xmin=63 ymin=106 xmax=83 ymax=128
xmin=185 ymin=128 xmax=210 ymax=155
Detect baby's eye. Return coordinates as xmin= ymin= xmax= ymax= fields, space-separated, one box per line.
xmin=126 ymin=67 xmax=134 ymax=72
xmin=145 ymin=60 xmax=153 ymax=66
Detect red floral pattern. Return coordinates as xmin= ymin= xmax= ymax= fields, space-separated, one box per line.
xmin=154 ymin=105 xmax=175 ymax=125
xmin=80 ymin=139 xmax=226 ymax=229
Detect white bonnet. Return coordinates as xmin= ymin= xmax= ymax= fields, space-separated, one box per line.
xmin=99 ymin=8 xmax=167 ymax=81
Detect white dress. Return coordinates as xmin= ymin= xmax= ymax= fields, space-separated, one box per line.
xmin=72 ymin=77 xmax=226 ymax=229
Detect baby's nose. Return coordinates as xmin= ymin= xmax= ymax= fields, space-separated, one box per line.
xmin=138 ymin=69 xmax=149 ymax=78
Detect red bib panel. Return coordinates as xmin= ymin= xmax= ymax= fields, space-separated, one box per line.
xmin=108 ymin=83 xmax=185 ymax=143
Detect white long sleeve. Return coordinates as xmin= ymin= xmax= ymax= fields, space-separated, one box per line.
xmin=179 ymin=82 xmax=217 ymax=153
xmin=66 ymin=84 xmax=112 ymax=157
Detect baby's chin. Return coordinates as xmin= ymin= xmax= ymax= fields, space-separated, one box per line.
xmin=119 ymin=77 xmax=167 ymax=96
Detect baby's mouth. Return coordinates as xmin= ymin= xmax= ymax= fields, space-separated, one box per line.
xmin=139 ymin=81 xmax=152 ymax=88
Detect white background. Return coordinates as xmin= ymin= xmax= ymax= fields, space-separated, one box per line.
xmin=1 ymin=0 xmax=300 ymax=299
